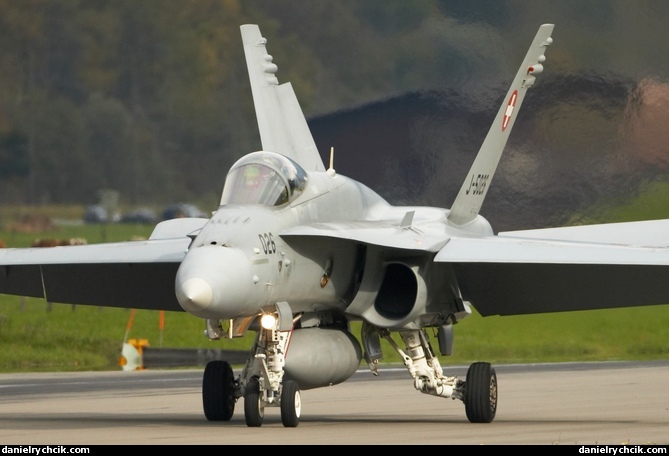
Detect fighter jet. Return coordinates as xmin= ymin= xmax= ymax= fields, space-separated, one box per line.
xmin=2 ymin=23 xmax=669 ymax=427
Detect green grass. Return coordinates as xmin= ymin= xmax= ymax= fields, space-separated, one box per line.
xmin=0 ymin=205 xmax=156 ymax=247
xmin=0 ymin=298 xmax=250 ymax=372
xmin=1 ymin=203 xmax=669 ymax=373
xmin=1 ymin=295 xmax=668 ymax=373
xmin=450 ymin=305 xmax=669 ymax=363
xmin=568 ymin=180 xmax=669 ymax=224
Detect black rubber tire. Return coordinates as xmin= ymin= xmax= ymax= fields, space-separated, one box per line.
xmin=244 ymin=376 xmax=264 ymax=427
xmin=280 ymin=380 xmax=301 ymax=428
xmin=464 ymin=362 xmax=497 ymax=423
xmin=202 ymin=360 xmax=235 ymax=421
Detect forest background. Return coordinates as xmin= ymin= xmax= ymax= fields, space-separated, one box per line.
xmin=2 ymin=1 xmax=669 ymax=215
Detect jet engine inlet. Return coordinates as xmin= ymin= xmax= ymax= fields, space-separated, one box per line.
xmin=374 ymin=263 xmax=417 ymax=319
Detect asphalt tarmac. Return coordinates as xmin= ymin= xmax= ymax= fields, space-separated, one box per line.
xmin=0 ymin=361 xmax=667 ymax=445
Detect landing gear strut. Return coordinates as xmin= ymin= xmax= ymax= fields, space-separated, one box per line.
xmin=202 ymin=303 xmax=301 ymax=427
xmin=362 ymin=325 xmax=498 ymax=423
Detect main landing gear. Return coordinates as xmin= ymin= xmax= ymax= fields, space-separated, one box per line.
xmin=201 ymin=316 xmax=497 ymax=425
xmin=362 ymin=324 xmax=498 ymax=423
xmin=202 ymin=359 xmax=236 ymax=422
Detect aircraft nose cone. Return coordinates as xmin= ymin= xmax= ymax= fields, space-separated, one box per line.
xmin=174 ymin=246 xmax=253 ymax=319
xmin=177 ymin=277 xmax=213 ymax=313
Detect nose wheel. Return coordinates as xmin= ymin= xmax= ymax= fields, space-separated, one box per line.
xmin=243 ymin=377 xmax=302 ymax=427
xmin=280 ymin=380 xmax=301 ymax=427
xmin=244 ymin=376 xmax=264 ymax=427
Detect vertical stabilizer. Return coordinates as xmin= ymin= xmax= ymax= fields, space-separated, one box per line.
xmin=240 ymin=24 xmax=325 ymax=172
xmin=447 ymin=24 xmax=554 ymax=226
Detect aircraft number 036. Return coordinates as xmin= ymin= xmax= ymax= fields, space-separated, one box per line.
xmin=258 ymin=232 xmax=276 ymax=254
xmin=465 ymin=173 xmax=490 ymax=196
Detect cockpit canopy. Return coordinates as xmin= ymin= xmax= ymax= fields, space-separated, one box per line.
xmin=220 ymin=151 xmax=308 ymax=206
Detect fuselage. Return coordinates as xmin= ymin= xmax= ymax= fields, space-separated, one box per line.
xmin=175 ymin=152 xmax=381 ymax=320
xmin=175 ymin=151 xmax=492 ymax=327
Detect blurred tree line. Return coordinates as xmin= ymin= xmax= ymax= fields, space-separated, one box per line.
xmin=0 ymin=0 xmax=448 ymax=208
xmin=4 ymin=0 xmax=664 ymax=212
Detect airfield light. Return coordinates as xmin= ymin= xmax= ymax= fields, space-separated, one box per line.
xmin=260 ymin=313 xmax=277 ymax=329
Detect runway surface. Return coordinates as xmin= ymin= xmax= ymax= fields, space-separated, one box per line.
xmin=0 ymin=361 xmax=668 ymax=445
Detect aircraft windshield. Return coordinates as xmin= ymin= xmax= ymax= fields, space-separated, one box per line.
xmin=220 ymin=152 xmax=308 ymax=206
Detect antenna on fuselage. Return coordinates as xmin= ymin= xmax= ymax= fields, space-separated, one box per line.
xmin=327 ymin=146 xmax=336 ymax=176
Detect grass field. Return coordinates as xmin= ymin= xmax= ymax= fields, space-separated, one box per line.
xmin=1 ymin=204 xmax=669 ymax=373
xmin=1 ymin=294 xmax=668 ymax=373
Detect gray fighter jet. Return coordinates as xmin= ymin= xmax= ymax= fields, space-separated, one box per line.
xmin=3 ymin=23 xmax=669 ymax=427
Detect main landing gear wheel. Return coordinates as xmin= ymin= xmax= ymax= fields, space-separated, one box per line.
xmin=280 ymin=380 xmax=301 ymax=427
xmin=202 ymin=360 xmax=235 ymax=421
xmin=244 ymin=376 xmax=264 ymax=427
xmin=464 ymin=361 xmax=497 ymax=423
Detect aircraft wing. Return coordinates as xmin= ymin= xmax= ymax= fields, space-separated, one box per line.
xmin=434 ymin=234 xmax=669 ymax=316
xmin=499 ymin=218 xmax=669 ymax=246
xmin=0 ymin=218 xmax=208 ymax=311
xmin=280 ymin=220 xmax=449 ymax=252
